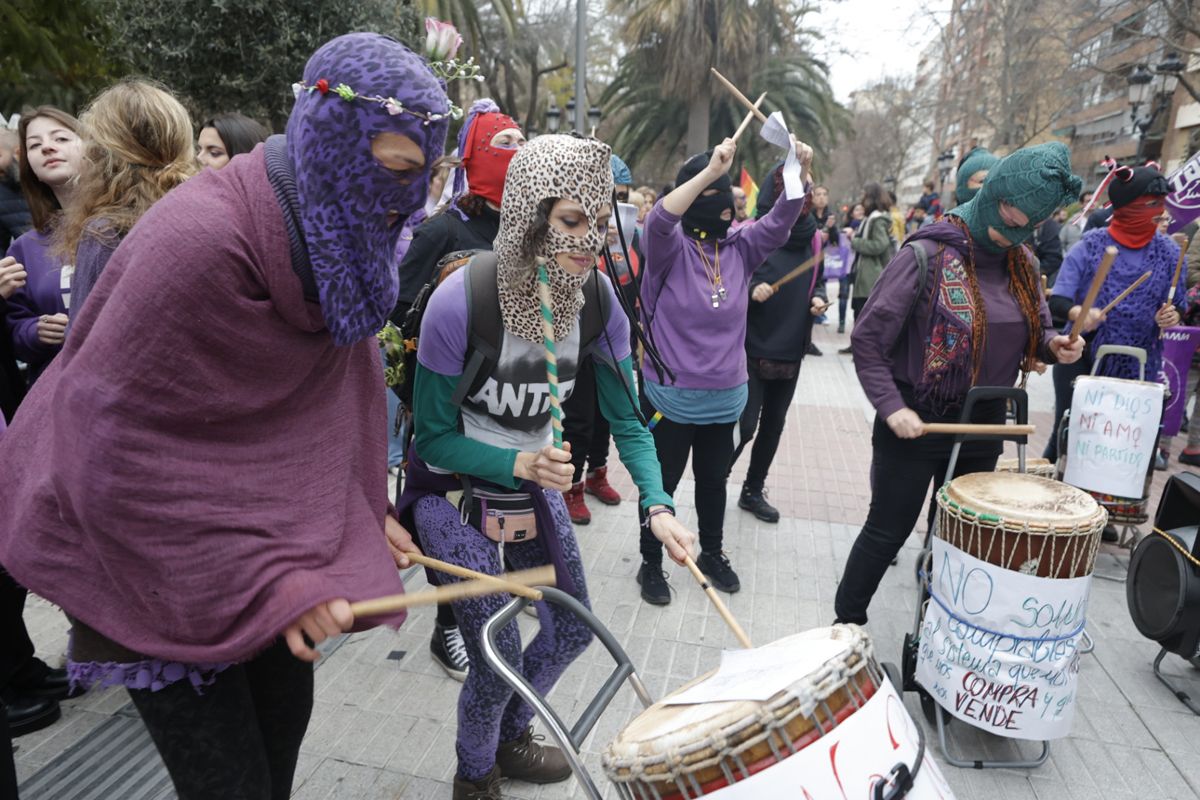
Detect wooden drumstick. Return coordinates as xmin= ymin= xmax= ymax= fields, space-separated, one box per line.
xmin=405 ymin=552 xmax=544 ymax=601
xmin=1098 ymin=270 xmax=1151 ymax=316
xmin=1167 ymin=233 xmax=1188 ymax=303
xmin=711 ymin=68 xmax=768 ymax=124
xmin=768 ymin=251 xmax=822 ymax=292
xmin=350 ymin=565 xmax=555 ymax=618
xmin=684 ymin=555 xmax=753 ymax=649
xmin=1069 ymin=246 xmax=1117 ymax=343
xmin=731 ymin=92 xmax=767 ymax=144
xmin=920 ymin=423 xmax=1036 ymax=436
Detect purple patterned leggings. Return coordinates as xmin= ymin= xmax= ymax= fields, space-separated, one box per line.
xmin=412 ymin=490 xmax=593 ymax=782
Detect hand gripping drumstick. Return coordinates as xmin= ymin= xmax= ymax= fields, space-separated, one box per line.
xmin=683 ymin=556 xmax=753 ymax=649
xmin=920 ymin=423 xmax=1035 ymax=437
xmin=1069 ymin=246 xmax=1118 ymax=344
xmin=711 ymin=68 xmax=768 ymax=124
xmin=731 ymin=92 xmax=767 ymax=144
xmin=1098 ymin=271 xmax=1152 ymax=316
xmin=405 ymin=552 xmax=544 ymax=601
xmin=350 ymin=565 xmax=556 ymax=618
xmin=536 ymin=263 xmax=565 ymax=448
xmin=768 ymin=251 xmax=822 ymax=292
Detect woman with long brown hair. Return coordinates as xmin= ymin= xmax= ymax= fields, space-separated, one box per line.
xmin=58 ymin=79 xmax=196 ymax=318
xmin=4 ymin=107 xmax=83 ymax=383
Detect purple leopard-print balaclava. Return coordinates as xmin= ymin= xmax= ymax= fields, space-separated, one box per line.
xmin=287 ymin=33 xmax=450 ymax=345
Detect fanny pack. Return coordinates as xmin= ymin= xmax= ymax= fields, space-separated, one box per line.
xmin=447 ymin=487 xmax=539 ymax=543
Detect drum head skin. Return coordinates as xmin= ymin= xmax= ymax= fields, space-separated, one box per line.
xmin=946 ymin=472 xmax=1100 ymax=525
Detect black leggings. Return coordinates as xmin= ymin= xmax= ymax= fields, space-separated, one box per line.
xmin=128 ymin=639 xmax=313 ymax=800
xmin=1 ymin=704 xmax=15 ymax=800
xmin=731 ymin=369 xmax=800 ymax=490
xmin=562 ymin=358 xmax=611 ymax=483
xmin=834 ymin=422 xmax=998 ymax=624
xmin=639 ymin=392 xmax=736 ymax=564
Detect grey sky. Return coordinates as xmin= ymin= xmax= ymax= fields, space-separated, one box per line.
xmin=813 ymin=0 xmax=949 ymax=102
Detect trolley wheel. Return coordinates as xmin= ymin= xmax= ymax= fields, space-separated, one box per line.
xmin=918 ymin=686 xmax=940 ymax=726
xmin=901 ymin=633 xmax=918 ymax=692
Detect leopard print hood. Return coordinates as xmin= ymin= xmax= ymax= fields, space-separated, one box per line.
xmin=494 ymin=135 xmax=613 ymax=343
xmin=287 ymin=33 xmax=450 ymax=346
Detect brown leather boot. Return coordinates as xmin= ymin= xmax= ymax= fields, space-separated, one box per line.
xmin=563 ymin=482 xmax=590 ymax=525
xmin=495 ymin=727 xmax=571 ymax=784
xmin=452 ymin=766 xmax=503 ymax=799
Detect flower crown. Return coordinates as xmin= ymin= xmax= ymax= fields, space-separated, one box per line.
xmin=291 ymin=19 xmax=484 ymax=125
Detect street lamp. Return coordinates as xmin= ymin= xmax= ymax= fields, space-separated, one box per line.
xmin=936 ymin=149 xmax=955 ymax=191
xmin=1128 ymin=52 xmax=1186 ymax=160
xmin=545 ymin=100 xmax=561 ymax=134
xmin=588 ymin=105 xmax=602 ymax=133
xmin=566 ymin=99 xmax=576 ymax=131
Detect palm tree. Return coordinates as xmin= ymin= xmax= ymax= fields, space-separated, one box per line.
xmin=602 ymin=0 xmax=845 ymax=180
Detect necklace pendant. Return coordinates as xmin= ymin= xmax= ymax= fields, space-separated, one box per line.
xmin=711 ymin=292 xmax=720 ymax=308
xmin=718 ymin=286 xmax=728 ymax=301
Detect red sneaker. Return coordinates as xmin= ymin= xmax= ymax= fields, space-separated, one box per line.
xmin=564 ymin=482 xmax=591 ymax=525
xmin=585 ymin=467 xmax=621 ymax=506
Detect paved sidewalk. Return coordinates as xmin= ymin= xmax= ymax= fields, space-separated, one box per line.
xmin=14 ymin=318 xmax=1200 ymax=799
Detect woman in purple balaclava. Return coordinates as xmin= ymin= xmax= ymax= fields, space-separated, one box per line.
xmin=0 ymin=33 xmax=449 ymax=799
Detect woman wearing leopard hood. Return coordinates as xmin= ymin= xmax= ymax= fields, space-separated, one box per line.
xmin=397 ymin=133 xmax=696 ymax=799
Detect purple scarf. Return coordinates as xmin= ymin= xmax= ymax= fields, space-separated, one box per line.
xmin=288 ymin=33 xmax=450 ymax=345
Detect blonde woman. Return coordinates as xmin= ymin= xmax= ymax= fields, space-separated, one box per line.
xmin=58 ymin=79 xmax=196 ymax=318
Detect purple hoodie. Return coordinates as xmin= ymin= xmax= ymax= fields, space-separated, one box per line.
xmin=5 ymin=229 xmax=68 ymax=378
xmin=640 ymin=193 xmax=806 ymax=390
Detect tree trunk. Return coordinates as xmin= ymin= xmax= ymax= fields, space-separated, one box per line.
xmin=686 ymin=86 xmax=712 ymax=157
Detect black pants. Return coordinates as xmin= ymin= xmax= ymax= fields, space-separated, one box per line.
xmin=0 ymin=567 xmax=37 ymax=693
xmin=1 ymin=703 xmax=15 ymax=800
xmin=128 ymin=639 xmax=313 ymax=800
xmin=731 ymin=369 xmax=800 ymax=490
xmin=1042 ymin=355 xmax=1092 ymax=462
xmin=834 ymin=422 xmax=999 ymax=624
xmin=562 ymin=359 xmax=610 ymax=483
xmin=639 ymin=392 xmax=735 ymax=564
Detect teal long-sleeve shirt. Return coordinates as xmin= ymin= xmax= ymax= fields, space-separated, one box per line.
xmin=413 ymin=355 xmax=673 ymax=512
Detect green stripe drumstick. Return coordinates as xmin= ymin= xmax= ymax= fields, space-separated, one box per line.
xmin=536 ymin=263 xmax=564 ymax=448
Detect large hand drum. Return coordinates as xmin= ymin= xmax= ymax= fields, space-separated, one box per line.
xmin=936 ymin=472 xmax=1106 ymax=579
xmin=602 ymin=626 xmax=955 ymax=799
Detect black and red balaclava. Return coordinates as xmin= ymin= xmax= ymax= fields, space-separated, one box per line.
xmin=1106 ymin=164 xmax=1170 ymax=249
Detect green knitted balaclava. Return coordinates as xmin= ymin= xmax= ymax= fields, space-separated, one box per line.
xmin=955 ymin=147 xmax=999 ymax=204
xmin=950 ymin=142 xmax=1082 ymax=253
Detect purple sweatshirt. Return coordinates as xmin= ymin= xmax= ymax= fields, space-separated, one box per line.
xmin=640 ymin=193 xmax=806 ymax=390
xmin=853 ymin=222 xmax=1058 ymax=420
xmin=5 ymin=229 xmax=68 ymax=376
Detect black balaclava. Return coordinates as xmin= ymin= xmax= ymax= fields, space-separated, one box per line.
xmin=676 ymin=150 xmax=734 ymax=240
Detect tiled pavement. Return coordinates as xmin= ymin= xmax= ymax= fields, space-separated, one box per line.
xmin=14 ymin=307 xmax=1200 ymax=799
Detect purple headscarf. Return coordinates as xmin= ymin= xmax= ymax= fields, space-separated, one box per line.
xmin=287 ymin=33 xmax=451 ymax=345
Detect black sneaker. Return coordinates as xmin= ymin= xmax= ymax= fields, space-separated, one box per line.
xmin=431 ymin=623 xmax=470 ymax=682
xmin=636 ymin=562 xmax=671 ymax=605
xmin=838 ymin=345 xmax=853 ymax=355
xmin=806 ymin=342 xmax=823 ymax=357
xmin=738 ymin=486 xmax=780 ymax=523
xmin=697 ymin=551 xmax=741 ymax=593
xmin=1101 ymin=524 xmax=1119 ymax=544
xmin=1181 ymin=450 xmax=1200 ymax=466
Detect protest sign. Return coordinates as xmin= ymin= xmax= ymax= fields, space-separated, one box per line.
xmin=916 ymin=538 xmax=1091 ymax=740
xmin=1159 ymin=327 xmax=1200 ymax=438
xmin=1166 ymin=149 xmax=1200 ymax=235
xmin=1062 ymin=375 xmax=1164 ymax=499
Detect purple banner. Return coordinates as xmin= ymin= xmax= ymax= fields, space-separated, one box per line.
xmin=821 ymin=230 xmax=853 ymax=279
xmin=1166 ymin=150 xmax=1200 ymax=235
xmin=1159 ymin=325 xmax=1200 ymax=437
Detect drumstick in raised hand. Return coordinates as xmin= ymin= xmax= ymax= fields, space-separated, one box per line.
xmin=351 ymin=565 xmax=555 ymax=618
xmin=920 ymin=423 xmax=1035 ymax=437
xmin=1069 ymin=246 xmax=1118 ymax=343
xmin=711 ymin=68 xmax=768 ymax=124
xmin=768 ymin=251 xmax=822 ymax=292
xmin=683 ymin=556 xmax=753 ymax=649
xmin=405 ymin=552 xmax=545 ymax=601
xmin=731 ymin=92 xmax=767 ymax=144
xmin=536 ymin=262 xmax=565 ymax=448
xmin=1098 ymin=270 xmax=1152 ymax=316
xmin=1167 ymin=233 xmax=1188 ymax=304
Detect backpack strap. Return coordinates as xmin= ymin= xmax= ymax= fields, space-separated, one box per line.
xmin=578 ymin=269 xmax=612 ymax=361
xmin=888 ymin=241 xmax=931 ymax=357
xmin=451 ymin=252 xmax=503 ymax=407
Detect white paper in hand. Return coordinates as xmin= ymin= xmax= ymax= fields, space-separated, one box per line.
xmin=663 ymin=637 xmax=848 ymax=705
xmin=760 ymin=111 xmax=804 ymax=200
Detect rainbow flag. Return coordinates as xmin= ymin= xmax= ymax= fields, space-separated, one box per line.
xmin=739 ymin=168 xmax=758 ymax=218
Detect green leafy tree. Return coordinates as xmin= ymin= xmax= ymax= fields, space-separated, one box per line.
xmin=1 ymin=0 xmax=118 ymax=113
xmin=602 ymin=0 xmax=845 ymax=181
xmin=94 ymin=0 xmax=424 ymax=131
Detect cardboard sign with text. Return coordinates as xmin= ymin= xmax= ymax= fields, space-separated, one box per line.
xmin=916 ymin=538 xmax=1092 ymax=740
xmin=705 ymin=676 xmax=957 ymax=799
xmin=1063 ymin=375 xmax=1164 ymax=498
